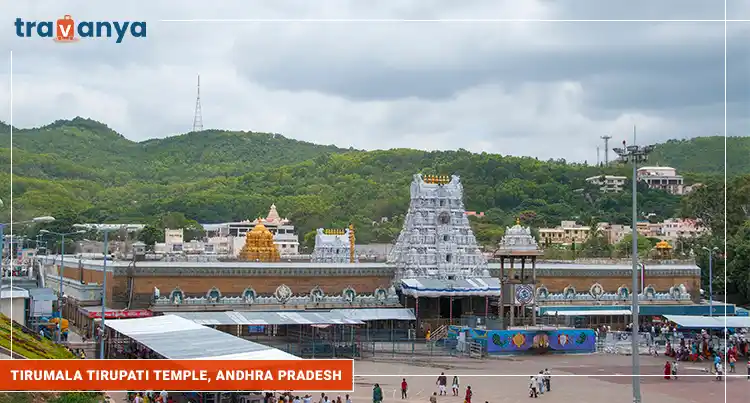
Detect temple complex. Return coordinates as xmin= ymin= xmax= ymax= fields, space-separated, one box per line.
xmin=311 ymin=225 xmax=356 ymax=264
xmin=388 ymin=174 xmax=500 ymax=330
xmin=494 ymin=219 xmax=543 ymax=327
xmin=238 ymin=221 xmax=281 ymax=262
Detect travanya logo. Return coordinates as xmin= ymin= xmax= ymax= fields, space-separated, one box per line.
xmin=14 ymin=15 xmax=146 ymax=44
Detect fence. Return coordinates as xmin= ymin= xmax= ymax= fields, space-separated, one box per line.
xmin=600 ymin=332 xmax=652 ymax=355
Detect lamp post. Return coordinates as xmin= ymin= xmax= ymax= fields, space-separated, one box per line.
xmin=74 ymin=224 xmax=134 ymax=359
xmin=613 ymin=128 xmax=654 ymax=403
xmin=39 ymin=228 xmax=86 ymax=342
xmin=701 ymin=246 xmax=719 ymax=316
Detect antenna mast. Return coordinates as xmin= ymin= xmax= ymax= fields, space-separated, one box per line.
xmin=600 ymin=135 xmax=612 ymax=164
xmin=192 ymin=74 xmax=203 ymax=132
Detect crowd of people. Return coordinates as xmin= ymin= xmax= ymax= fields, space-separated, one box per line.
xmin=127 ymin=391 xmax=172 ymax=403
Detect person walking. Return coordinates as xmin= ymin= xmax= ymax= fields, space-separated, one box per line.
xmin=543 ymin=368 xmax=551 ymax=391
xmin=436 ymin=372 xmax=447 ymax=396
xmin=429 ymin=393 xmax=437 ymax=403
xmin=401 ymin=378 xmax=408 ymax=399
xmin=528 ymin=376 xmax=538 ymax=398
xmin=464 ymin=386 xmax=472 ymax=403
xmin=536 ymin=371 xmax=544 ymax=394
xmin=451 ymin=376 xmax=460 ymax=396
xmin=373 ymin=384 xmax=383 ymax=403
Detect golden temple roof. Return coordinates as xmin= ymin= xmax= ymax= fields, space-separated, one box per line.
xmin=655 ymin=240 xmax=672 ymax=249
xmin=239 ymin=219 xmax=280 ymax=262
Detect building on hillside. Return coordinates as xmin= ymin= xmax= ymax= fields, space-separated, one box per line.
xmin=202 ymin=204 xmax=300 ymax=256
xmin=311 ymin=226 xmax=356 ymax=264
xmin=538 ymin=221 xmax=591 ymax=246
xmin=388 ymin=174 xmax=499 ymax=333
xmin=164 ymin=228 xmax=184 ymax=253
xmin=238 ymin=221 xmax=280 ymax=262
xmin=585 ymin=175 xmax=627 ymax=193
xmin=658 ymin=218 xmax=707 ymax=241
xmin=636 ymin=166 xmax=687 ymax=195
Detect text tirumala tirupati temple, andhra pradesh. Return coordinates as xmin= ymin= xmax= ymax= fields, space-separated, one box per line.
xmin=38 ymin=171 xmax=734 ymax=353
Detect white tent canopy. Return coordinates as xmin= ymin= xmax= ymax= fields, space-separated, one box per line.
xmin=105 ymin=314 xmax=299 ymax=360
xmin=543 ymin=309 xmax=632 ymax=317
xmin=663 ymin=315 xmax=750 ymax=329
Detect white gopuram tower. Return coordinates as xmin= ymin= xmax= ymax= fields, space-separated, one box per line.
xmin=389 ymin=174 xmax=500 ymax=326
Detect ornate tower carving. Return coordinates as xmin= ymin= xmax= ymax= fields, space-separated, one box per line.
xmin=388 ymin=174 xmax=489 ymax=281
xmin=311 ymin=228 xmax=356 ymax=264
xmin=238 ymin=220 xmax=280 ymax=262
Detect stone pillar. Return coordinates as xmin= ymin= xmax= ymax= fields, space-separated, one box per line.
xmin=449 ymin=296 xmax=453 ymax=323
xmin=499 ymin=257 xmax=505 ymax=325
xmin=509 ymin=257 xmax=515 ymax=328
xmin=531 ymin=256 xmax=537 ymax=326
xmin=485 ymin=296 xmax=489 ymax=319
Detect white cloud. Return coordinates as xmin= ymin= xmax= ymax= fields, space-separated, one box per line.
xmin=0 ymin=0 xmax=746 ymax=162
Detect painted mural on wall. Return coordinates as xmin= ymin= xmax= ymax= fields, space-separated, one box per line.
xmin=448 ymin=326 xmax=595 ymax=354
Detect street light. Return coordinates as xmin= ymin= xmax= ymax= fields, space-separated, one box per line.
xmin=74 ymin=223 xmax=133 ymax=359
xmin=39 ymin=228 xmax=86 ymax=342
xmin=613 ymin=127 xmax=654 ymax=403
xmin=701 ymin=246 xmax=720 ymax=316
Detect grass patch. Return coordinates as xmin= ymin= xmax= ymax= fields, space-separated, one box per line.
xmin=0 ymin=314 xmax=75 ymax=359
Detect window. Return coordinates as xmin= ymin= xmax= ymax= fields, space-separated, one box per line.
xmin=443 ymin=235 xmax=449 ymax=241
xmin=438 ymin=212 xmax=450 ymax=225
xmin=446 ymin=254 xmax=452 ymax=263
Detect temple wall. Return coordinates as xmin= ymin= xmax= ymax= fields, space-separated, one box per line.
xmin=535 ymin=275 xmax=699 ymax=295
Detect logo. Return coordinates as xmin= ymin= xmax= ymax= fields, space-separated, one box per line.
xmin=15 ymin=15 xmax=146 ymax=43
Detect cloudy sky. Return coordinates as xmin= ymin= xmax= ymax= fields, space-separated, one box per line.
xmin=1 ymin=0 xmax=749 ymax=162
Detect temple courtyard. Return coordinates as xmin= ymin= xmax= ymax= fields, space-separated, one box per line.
xmin=331 ymin=354 xmax=748 ymax=403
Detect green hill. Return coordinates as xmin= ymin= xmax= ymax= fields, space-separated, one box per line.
xmin=650 ymin=136 xmax=749 ymax=177
xmin=0 ymin=118 xmax=740 ymax=246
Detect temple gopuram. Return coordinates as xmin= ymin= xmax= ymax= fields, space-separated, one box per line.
xmin=238 ymin=221 xmax=280 ymax=262
xmin=311 ymin=225 xmax=356 ymax=264
xmin=388 ymin=174 xmax=500 ymax=331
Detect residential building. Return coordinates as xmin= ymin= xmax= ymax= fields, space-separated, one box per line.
xmin=585 ymin=175 xmax=628 ymax=193
xmin=637 ymin=166 xmax=687 ymax=195
xmin=539 ymin=221 xmax=591 ymax=246
xmin=658 ymin=218 xmax=707 ymax=241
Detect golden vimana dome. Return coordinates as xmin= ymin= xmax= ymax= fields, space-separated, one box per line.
xmin=239 ymin=218 xmax=280 ymax=262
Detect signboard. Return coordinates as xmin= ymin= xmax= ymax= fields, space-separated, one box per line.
xmin=86 ymin=309 xmax=153 ymax=319
xmin=248 ymin=325 xmax=265 ymax=333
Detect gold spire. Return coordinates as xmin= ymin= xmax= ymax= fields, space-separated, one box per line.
xmin=516 ymin=217 xmax=521 ymax=225
xmin=238 ymin=221 xmax=280 ymax=262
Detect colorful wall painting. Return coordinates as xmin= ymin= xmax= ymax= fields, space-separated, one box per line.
xmin=447 ymin=326 xmax=596 ymax=354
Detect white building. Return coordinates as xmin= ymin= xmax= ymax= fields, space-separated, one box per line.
xmin=637 ymin=166 xmax=686 ymax=195
xmin=658 ymin=218 xmax=707 ymax=241
xmin=585 ymin=175 xmax=627 ymax=193
xmin=539 ymin=221 xmax=591 ymax=246
xmin=311 ymin=228 xmax=355 ymax=264
xmin=164 ymin=228 xmax=184 ymax=253
xmin=1 ymin=285 xmax=29 ymax=327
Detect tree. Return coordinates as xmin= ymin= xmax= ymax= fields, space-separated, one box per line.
xmin=615 ymin=234 xmax=653 ymax=258
xmin=138 ymin=225 xmax=164 ymax=246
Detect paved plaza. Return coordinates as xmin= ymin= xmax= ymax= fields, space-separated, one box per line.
xmin=333 ymin=354 xmax=748 ymax=403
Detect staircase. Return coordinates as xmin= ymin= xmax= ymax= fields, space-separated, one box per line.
xmin=429 ymin=325 xmax=448 ymax=343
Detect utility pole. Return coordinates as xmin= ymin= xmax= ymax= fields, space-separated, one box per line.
xmin=613 ymin=126 xmax=654 ymax=403
xmin=596 ymin=146 xmax=600 ymax=166
xmin=601 ymin=135 xmax=612 ymax=165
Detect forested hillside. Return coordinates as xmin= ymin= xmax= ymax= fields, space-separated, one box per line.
xmin=0 ymin=118 xmax=689 ymax=245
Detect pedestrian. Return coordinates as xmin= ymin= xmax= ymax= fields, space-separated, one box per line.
xmin=729 ymin=355 xmax=736 ymax=373
xmin=464 ymin=386 xmax=472 ymax=403
xmin=536 ymin=371 xmax=544 ymax=394
xmin=746 ymin=359 xmax=750 ymax=380
xmin=543 ymin=368 xmax=550 ymax=391
xmin=373 ymin=384 xmax=383 ymax=403
xmin=401 ymin=378 xmax=408 ymax=399
xmin=436 ymin=372 xmax=447 ymax=396
xmin=429 ymin=392 xmax=437 ymax=403
xmin=663 ymin=361 xmax=671 ymax=380
xmin=345 ymin=395 xmax=351 ymax=403
xmin=671 ymin=361 xmax=678 ymax=379
xmin=528 ymin=376 xmax=538 ymax=398
xmin=451 ymin=375 xmax=459 ymax=396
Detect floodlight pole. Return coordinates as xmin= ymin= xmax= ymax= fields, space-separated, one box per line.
xmin=613 ymin=126 xmax=653 ymax=403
